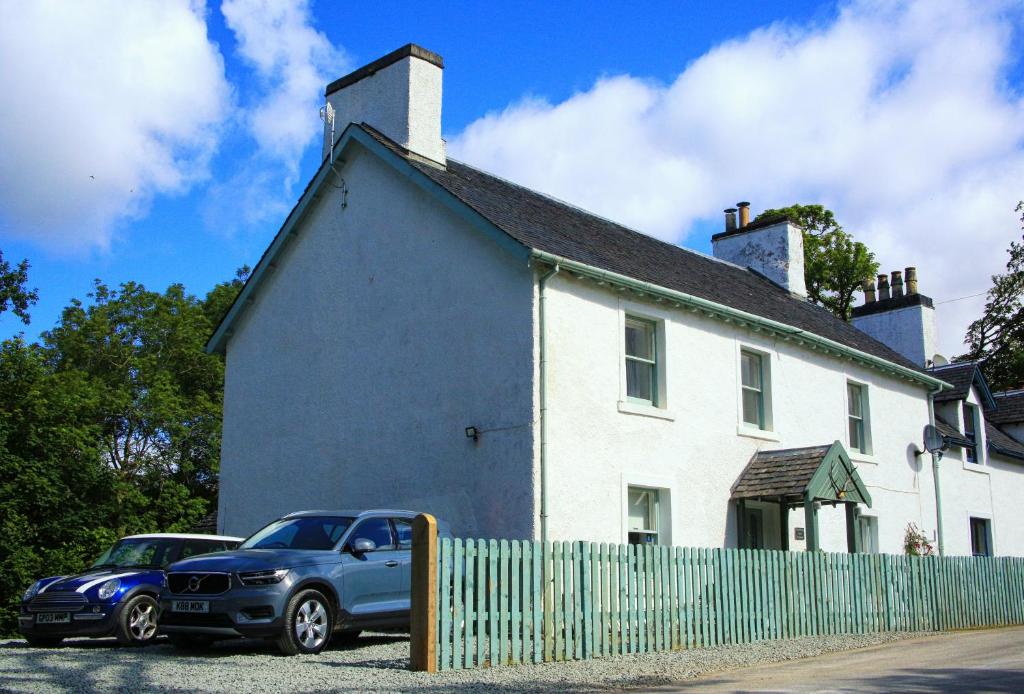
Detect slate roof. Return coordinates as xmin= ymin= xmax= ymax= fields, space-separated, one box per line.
xmin=190 ymin=510 xmax=218 ymax=534
xmin=988 ymin=391 xmax=1024 ymax=425
xmin=928 ymin=363 xmax=979 ymax=402
xmin=731 ymin=445 xmax=834 ymax=500
xmin=934 ymin=414 xmax=972 ymax=447
xmin=357 ymin=125 xmax=927 ymax=375
xmin=987 ymin=421 xmax=1024 ymax=461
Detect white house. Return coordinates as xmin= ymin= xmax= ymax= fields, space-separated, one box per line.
xmin=208 ymin=44 xmax=1024 ymax=557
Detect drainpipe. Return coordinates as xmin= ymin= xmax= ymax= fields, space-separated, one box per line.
xmin=927 ymin=383 xmax=946 ymax=556
xmin=538 ymin=262 xmax=560 ymax=545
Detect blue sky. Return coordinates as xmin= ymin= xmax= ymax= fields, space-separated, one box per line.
xmin=1 ymin=1 xmax=1022 ymax=356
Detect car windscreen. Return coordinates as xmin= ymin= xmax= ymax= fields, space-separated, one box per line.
xmin=91 ymin=538 xmax=181 ymax=569
xmin=240 ymin=517 xmax=354 ymax=550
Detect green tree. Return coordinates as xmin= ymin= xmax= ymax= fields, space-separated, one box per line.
xmin=0 ymin=250 xmax=39 ymax=324
xmin=753 ymin=204 xmax=880 ymax=320
xmin=958 ymin=203 xmax=1024 ymax=391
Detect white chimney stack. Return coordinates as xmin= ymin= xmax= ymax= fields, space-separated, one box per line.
xmin=322 ymin=44 xmax=445 ymax=166
xmin=711 ymin=202 xmax=807 ymax=297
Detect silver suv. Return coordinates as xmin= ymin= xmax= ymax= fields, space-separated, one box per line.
xmin=158 ymin=509 xmax=449 ymax=654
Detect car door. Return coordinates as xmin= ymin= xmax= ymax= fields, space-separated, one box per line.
xmin=391 ymin=517 xmax=414 ymax=609
xmin=339 ymin=517 xmax=406 ymax=622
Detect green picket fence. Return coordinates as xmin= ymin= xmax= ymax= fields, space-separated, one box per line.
xmin=433 ymin=539 xmax=1024 ymax=670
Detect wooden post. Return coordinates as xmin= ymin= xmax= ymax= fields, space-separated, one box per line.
xmin=736 ymin=499 xmax=747 ymax=549
xmin=779 ymin=501 xmax=789 ymax=552
xmin=803 ymin=496 xmax=819 ymax=552
xmin=410 ymin=513 xmax=438 ymax=672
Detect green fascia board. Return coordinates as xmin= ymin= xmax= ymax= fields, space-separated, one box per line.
xmin=530 ymin=249 xmax=952 ymax=392
xmin=805 ymin=440 xmax=872 ymax=507
xmin=205 ymin=125 xmax=529 ymax=355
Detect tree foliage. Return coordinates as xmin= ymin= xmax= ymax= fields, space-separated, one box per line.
xmin=958 ymin=203 xmax=1024 ymax=391
xmin=0 ymin=250 xmax=39 ymax=325
xmin=0 ymin=269 xmax=245 ymax=634
xmin=753 ymin=204 xmax=879 ymax=320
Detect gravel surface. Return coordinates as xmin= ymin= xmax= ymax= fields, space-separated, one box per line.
xmin=0 ymin=631 xmax=931 ymax=692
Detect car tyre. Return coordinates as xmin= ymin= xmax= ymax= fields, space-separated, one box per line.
xmin=276 ymin=589 xmax=333 ymax=655
xmin=24 ymin=635 xmax=63 ymax=648
xmin=168 ymin=633 xmax=213 ymax=651
xmin=115 ymin=594 xmax=159 ymax=646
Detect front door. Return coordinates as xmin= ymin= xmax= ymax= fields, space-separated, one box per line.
xmin=339 ymin=517 xmax=406 ymax=626
xmin=743 ymin=508 xmax=764 ymax=549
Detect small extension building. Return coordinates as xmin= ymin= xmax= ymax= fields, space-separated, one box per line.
xmin=209 ymin=45 xmax=1024 ymax=557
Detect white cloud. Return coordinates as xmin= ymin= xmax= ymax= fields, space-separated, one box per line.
xmin=0 ymin=0 xmax=230 ymax=251
xmin=210 ymin=0 xmax=348 ymax=233
xmin=450 ymin=0 xmax=1024 ymax=357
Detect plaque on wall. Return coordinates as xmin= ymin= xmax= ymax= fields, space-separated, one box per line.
xmin=795 ymin=527 xmax=805 ymax=541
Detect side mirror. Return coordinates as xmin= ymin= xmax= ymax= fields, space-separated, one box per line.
xmin=350 ymin=538 xmax=376 ymax=555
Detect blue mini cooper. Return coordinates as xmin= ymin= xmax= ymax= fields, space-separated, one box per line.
xmin=19 ymin=533 xmax=242 ymax=647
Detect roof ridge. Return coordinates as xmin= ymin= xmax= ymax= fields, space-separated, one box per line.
xmin=442 ymin=154 xmax=752 ymax=273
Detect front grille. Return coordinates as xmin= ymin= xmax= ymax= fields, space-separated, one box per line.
xmin=28 ymin=592 xmax=88 ymax=613
xmin=167 ymin=572 xmax=231 ymax=595
xmin=160 ymin=612 xmax=234 ymax=628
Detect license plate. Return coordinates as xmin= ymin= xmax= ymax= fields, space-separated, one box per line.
xmin=172 ymin=600 xmax=209 ymax=613
xmin=36 ymin=612 xmax=70 ymax=624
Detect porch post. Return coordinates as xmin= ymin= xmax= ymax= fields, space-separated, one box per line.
xmin=803 ymin=494 xmax=819 ymax=551
xmin=779 ymin=500 xmax=789 ymax=551
xmin=736 ymin=499 xmax=747 ymax=549
xmin=845 ymin=503 xmax=860 ymax=553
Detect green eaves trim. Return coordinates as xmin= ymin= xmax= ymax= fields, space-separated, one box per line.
xmin=205 ymin=125 xmax=529 ymax=355
xmin=531 ymin=249 xmax=952 ymax=391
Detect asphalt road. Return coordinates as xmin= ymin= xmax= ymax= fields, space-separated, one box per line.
xmin=659 ymin=626 xmax=1024 ymax=692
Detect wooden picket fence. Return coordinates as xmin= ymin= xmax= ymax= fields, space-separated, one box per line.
xmin=421 ymin=537 xmax=1024 ymax=671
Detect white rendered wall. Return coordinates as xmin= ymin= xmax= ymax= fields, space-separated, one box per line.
xmin=540 ymin=273 xmax=943 ymax=554
xmin=219 ymin=146 xmax=533 ymax=538
xmin=851 ymin=304 xmax=937 ymax=369
xmin=324 ymin=56 xmax=445 ymax=165
xmin=711 ymin=222 xmax=807 ymax=296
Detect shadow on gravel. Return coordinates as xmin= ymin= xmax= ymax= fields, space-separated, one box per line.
xmin=667 ymin=667 xmax=1024 ymax=692
xmin=0 ymin=644 xmax=160 ymax=694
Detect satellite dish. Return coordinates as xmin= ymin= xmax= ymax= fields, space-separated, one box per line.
xmin=932 ymin=354 xmax=949 ymax=367
xmin=923 ymin=424 xmax=947 ymax=453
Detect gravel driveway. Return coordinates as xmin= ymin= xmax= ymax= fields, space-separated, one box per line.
xmin=0 ymin=631 xmax=927 ymax=692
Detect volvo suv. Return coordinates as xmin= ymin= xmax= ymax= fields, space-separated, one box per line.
xmin=159 ymin=509 xmax=449 ymax=655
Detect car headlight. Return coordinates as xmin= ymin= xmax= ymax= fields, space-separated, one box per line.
xmin=97 ymin=578 xmax=121 ymax=600
xmin=239 ymin=569 xmax=289 ymax=586
xmin=22 ymin=581 xmax=41 ymax=602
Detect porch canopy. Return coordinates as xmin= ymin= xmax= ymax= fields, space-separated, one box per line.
xmin=731 ymin=441 xmax=872 ymax=552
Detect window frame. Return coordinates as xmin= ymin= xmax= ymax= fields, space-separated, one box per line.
xmin=739 ymin=348 xmax=772 ymax=431
xmin=963 ymin=403 xmax=979 ymax=464
xmin=969 ymin=516 xmax=992 ymax=557
xmin=349 ymin=517 xmax=397 ymax=552
xmin=624 ymin=316 xmax=659 ymax=407
xmin=626 ymin=486 xmax=660 ymax=546
xmin=846 ymin=381 xmax=872 ymax=455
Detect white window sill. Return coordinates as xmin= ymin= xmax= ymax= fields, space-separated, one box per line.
xmin=736 ymin=424 xmax=780 ymax=442
xmin=617 ymin=400 xmax=676 ymax=421
xmin=962 ymin=460 xmax=990 ymax=474
xmin=850 ymin=452 xmax=878 ymax=465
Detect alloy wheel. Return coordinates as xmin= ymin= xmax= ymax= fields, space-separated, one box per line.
xmin=128 ymin=602 xmax=157 ymax=641
xmin=294 ymin=599 xmax=328 ymax=650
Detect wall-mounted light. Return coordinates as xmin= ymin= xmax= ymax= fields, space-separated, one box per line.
xmin=465 ymin=426 xmax=479 ymax=442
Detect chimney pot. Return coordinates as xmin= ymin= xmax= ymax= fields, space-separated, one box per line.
xmin=877 ymin=273 xmax=890 ymax=300
xmin=737 ymin=201 xmax=750 ymax=228
xmin=905 ymin=267 xmax=918 ymax=295
xmin=891 ymin=270 xmax=904 ymax=298
xmin=863 ymin=279 xmax=876 ymax=304
xmin=724 ymin=208 xmax=737 ymax=232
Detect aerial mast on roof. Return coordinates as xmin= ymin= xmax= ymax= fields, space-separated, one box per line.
xmin=319 ymin=102 xmax=336 ymax=163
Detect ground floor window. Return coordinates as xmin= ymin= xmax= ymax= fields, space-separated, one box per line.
xmin=857 ymin=515 xmax=879 ymax=554
xmin=970 ymin=517 xmax=992 ymax=557
xmin=627 ymin=487 xmax=659 ymax=545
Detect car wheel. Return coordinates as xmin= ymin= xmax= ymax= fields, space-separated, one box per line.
xmin=169 ymin=633 xmax=213 ymax=651
xmin=276 ymin=589 xmax=333 ymax=655
xmin=24 ymin=635 xmax=63 ymax=648
xmin=115 ymin=594 xmax=159 ymax=646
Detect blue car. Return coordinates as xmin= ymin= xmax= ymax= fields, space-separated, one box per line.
xmin=159 ymin=510 xmax=450 ymax=655
xmin=19 ymin=533 xmax=242 ymax=647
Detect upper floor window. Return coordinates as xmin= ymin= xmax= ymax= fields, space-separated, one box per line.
xmin=625 ymin=317 xmax=658 ymax=406
xmin=847 ymin=382 xmax=871 ymax=454
xmin=740 ymin=350 xmax=768 ymax=429
xmin=963 ymin=403 xmax=979 ymax=463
